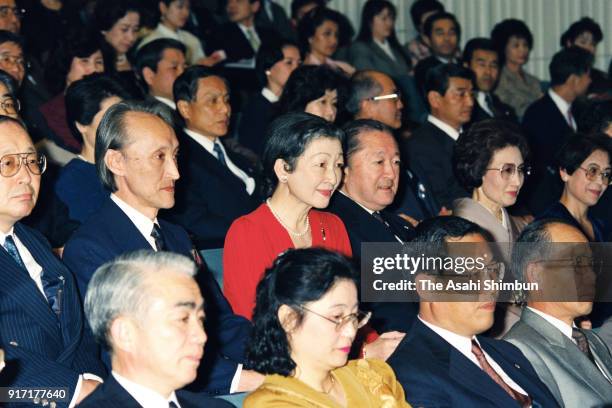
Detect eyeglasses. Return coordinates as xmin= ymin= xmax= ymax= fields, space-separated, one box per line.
xmin=0 ymin=53 xmax=27 ymax=69
xmin=0 ymin=152 xmax=46 ymax=177
xmin=300 ymin=306 xmax=371 ymax=332
xmin=0 ymin=7 xmax=25 ymax=19
xmin=579 ymin=166 xmax=611 ymax=185
xmin=368 ymin=91 xmax=401 ymax=102
xmin=442 ymin=261 xmax=506 ymax=281
xmin=0 ymin=97 xmax=19 ymax=113
xmin=486 ymin=163 xmax=531 ymax=180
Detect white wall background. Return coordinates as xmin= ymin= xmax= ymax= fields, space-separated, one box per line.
xmin=277 ymin=0 xmax=612 ymax=80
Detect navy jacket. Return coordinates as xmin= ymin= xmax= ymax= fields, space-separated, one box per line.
xmin=0 ymin=223 xmax=105 ymax=407
xmin=387 ymin=319 xmax=560 ymax=408
xmin=63 ymin=199 xmax=252 ymax=395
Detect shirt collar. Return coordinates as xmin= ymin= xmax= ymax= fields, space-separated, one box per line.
xmin=238 ymin=22 xmax=255 ymax=36
xmin=156 ymin=23 xmax=178 ymax=36
xmin=110 ymin=194 xmax=157 ymax=243
xmin=339 ymin=189 xmax=375 ymax=215
xmin=261 ymin=87 xmax=279 ymax=103
xmin=527 ymin=306 xmax=574 ymax=341
xmin=419 ymin=316 xmax=476 ymax=357
xmin=548 ymin=89 xmax=571 ymax=117
xmin=476 ymin=91 xmax=493 ymax=115
xmin=427 ymin=114 xmax=461 ymax=141
xmin=0 ymin=226 xmax=16 ymax=245
xmin=154 ymin=96 xmax=176 ymax=110
xmin=184 ymin=128 xmax=217 ymax=155
xmin=112 ymin=371 xmax=181 ymax=408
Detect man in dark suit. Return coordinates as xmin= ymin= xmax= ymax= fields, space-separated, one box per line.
xmin=62 ymin=100 xmax=262 ymax=395
xmin=522 ymin=47 xmax=593 ymax=214
xmin=79 ymin=251 xmax=232 ymax=408
xmin=504 ymin=219 xmax=612 ymax=407
xmin=347 ymin=70 xmax=440 ymax=221
xmin=387 ymin=216 xmax=560 ymax=407
xmin=463 ymin=37 xmax=517 ymax=128
xmin=404 ymin=63 xmax=473 ymax=209
xmin=0 ymin=116 xmax=105 ymax=407
xmin=327 ymin=119 xmax=417 ymax=334
xmin=255 ymin=0 xmax=294 ymax=41
xmin=169 ymin=66 xmax=260 ymax=250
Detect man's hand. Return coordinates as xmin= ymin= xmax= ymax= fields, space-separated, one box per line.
xmin=236 ymin=369 xmax=265 ymax=392
xmin=364 ymin=331 xmax=405 ymax=361
xmin=75 ymin=379 xmax=100 ymax=404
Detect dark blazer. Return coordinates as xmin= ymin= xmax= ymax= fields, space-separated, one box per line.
xmin=62 ymin=199 xmax=252 ymax=395
xmin=326 ymin=192 xmax=417 ymax=333
xmin=466 ymin=92 xmax=517 ymax=129
xmin=348 ymin=40 xmax=411 ymax=78
xmin=254 ymin=0 xmax=295 ymax=42
xmin=165 ymin=130 xmax=260 ymax=249
xmin=0 ymin=223 xmax=105 ymax=407
xmin=238 ymin=90 xmax=277 ymax=157
xmin=536 ymin=201 xmax=609 ymax=243
xmin=390 ymin=162 xmax=441 ymax=221
xmin=387 ymin=319 xmax=560 ymax=408
xmin=78 ymin=374 xmax=233 ymax=408
xmin=207 ymin=22 xmax=276 ymax=63
xmin=402 ymin=121 xmax=468 ymax=208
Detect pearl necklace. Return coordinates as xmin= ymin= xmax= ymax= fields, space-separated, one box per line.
xmin=266 ymin=199 xmax=310 ymax=237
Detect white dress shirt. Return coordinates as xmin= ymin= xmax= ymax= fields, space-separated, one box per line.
xmin=140 ymin=23 xmax=205 ymax=65
xmin=110 ymin=194 xmax=159 ymax=250
xmin=113 ymin=371 xmax=181 ymax=408
xmin=548 ymin=89 xmax=576 ymax=130
xmin=427 ymin=114 xmax=461 ymax=141
xmin=154 ymin=95 xmax=176 ymax=110
xmin=261 ymin=87 xmax=279 ymax=103
xmin=184 ymin=128 xmax=256 ymax=195
xmin=419 ymin=316 xmax=528 ymax=395
xmin=338 ymin=190 xmax=403 ymax=243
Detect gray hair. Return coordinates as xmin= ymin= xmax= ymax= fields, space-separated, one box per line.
xmin=95 ymin=100 xmax=176 ymax=192
xmin=346 ymin=70 xmax=383 ymax=116
xmin=84 ymin=250 xmax=196 ymax=351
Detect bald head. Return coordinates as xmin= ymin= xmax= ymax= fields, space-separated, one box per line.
xmin=349 ymin=70 xmax=404 ymax=129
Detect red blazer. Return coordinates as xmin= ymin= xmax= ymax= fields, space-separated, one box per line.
xmin=223 ymin=203 xmax=352 ymax=319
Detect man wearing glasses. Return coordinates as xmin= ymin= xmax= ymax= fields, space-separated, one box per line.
xmin=504 ymin=218 xmax=612 ymax=407
xmin=0 ymin=116 xmax=105 ymax=406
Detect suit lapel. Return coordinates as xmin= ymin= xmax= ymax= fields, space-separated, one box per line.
xmin=586 ymin=331 xmax=612 ymax=382
xmin=104 ymin=200 xmax=155 ymax=252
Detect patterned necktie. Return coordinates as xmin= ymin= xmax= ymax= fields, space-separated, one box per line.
xmin=151 ymin=223 xmax=165 ymax=252
xmin=471 ymin=340 xmax=531 ymax=407
xmin=213 ymin=142 xmax=228 ymax=167
xmin=4 ymin=235 xmax=61 ymax=318
xmin=245 ymin=27 xmax=260 ymax=52
xmin=572 ymin=328 xmax=596 ymax=364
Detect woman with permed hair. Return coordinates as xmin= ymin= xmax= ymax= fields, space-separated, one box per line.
xmin=244 ymin=247 xmax=410 ymax=407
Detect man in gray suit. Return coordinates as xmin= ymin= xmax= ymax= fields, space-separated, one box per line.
xmin=504 ymin=218 xmax=612 ymax=407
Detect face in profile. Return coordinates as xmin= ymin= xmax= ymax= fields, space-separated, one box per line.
xmin=283 ymin=136 xmax=344 ymax=209
xmin=305 ymin=89 xmax=337 ymax=122
xmin=103 ymin=11 xmax=140 ymax=55
xmin=286 ymin=279 xmax=360 ymax=373
xmin=561 ymin=149 xmax=610 ymax=207
xmin=0 ymin=81 xmax=18 ymax=118
xmin=431 ymin=76 xmax=474 ymax=129
xmin=479 ymin=146 xmax=526 ymax=209
xmin=144 ymin=47 xmax=186 ymax=100
xmin=179 ymin=76 xmax=231 ymax=139
xmin=361 ymin=73 xmax=403 ymax=129
xmin=267 ymin=45 xmax=301 ymax=90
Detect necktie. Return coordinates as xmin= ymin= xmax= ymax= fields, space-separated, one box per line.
xmin=567 ymin=107 xmax=576 ymax=130
xmin=471 ymin=340 xmax=531 ymax=407
xmin=213 ymin=142 xmax=228 ymax=167
xmin=151 ymin=223 xmax=165 ymax=252
xmin=245 ymin=27 xmax=260 ymax=52
xmin=572 ymin=328 xmax=596 ymax=364
xmin=5 ymin=235 xmax=62 ymax=318
xmin=373 ymin=211 xmax=408 ymax=243
xmin=169 ymin=401 xmax=179 ymax=408
xmin=485 ymin=93 xmax=496 ymax=116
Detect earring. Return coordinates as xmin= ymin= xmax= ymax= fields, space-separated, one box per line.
xmin=280 ymin=176 xmax=288 ymax=183
xmin=265 ymin=70 xmax=271 ymax=76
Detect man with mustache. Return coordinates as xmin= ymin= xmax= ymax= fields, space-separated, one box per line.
xmin=0 ymin=116 xmax=105 ymax=406
xmin=78 ymin=250 xmax=232 ymax=407
xmin=63 ymin=100 xmax=260 ymax=395
xmin=504 ymin=218 xmax=612 ymax=407
xmin=462 ymin=37 xmax=517 ymax=128
xmin=387 ymin=216 xmax=560 ymax=407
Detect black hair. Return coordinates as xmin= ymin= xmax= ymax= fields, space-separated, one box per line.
xmin=490 ymin=19 xmax=533 ymax=66
xmin=134 ymin=38 xmax=186 ymax=90
xmin=290 ymin=0 xmax=324 ymax=20
xmin=45 ymin=33 xmax=103 ymax=95
xmin=577 ymin=100 xmax=612 ymax=135
xmin=297 ymin=7 xmax=342 ymax=55
xmin=278 ymin=64 xmax=345 ymax=116
xmin=345 ymin=70 xmax=383 ymax=116
xmin=0 ymin=68 xmax=18 ymax=96
xmin=255 ymin=39 xmax=299 ymax=88
xmin=65 ymin=73 xmax=131 ymax=144
xmin=556 ymin=133 xmax=611 ymax=176
xmin=414 ymin=215 xmax=489 ymax=244
xmin=549 ymin=46 xmax=593 ymax=87
xmin=94 ymin=0 xmax=141 ymax=32
xmin=173 ymin=65 xmax=228 ymax=104
xmin=261 ymin=112 xmax=344 ymax=197
xmin=424 ymin=63 xmax=473 ymax=97
xmin=462 ymin=37 xmax=498 ymax=66
xmin=560 ymin=17 xmax=603 ymax=48
xmin=410 ymin=0 xmax=444 ymax=31
xmin=422 ymin=11 xmax=461 ymax=41
xmin=0 ymin=30 xmax=24 ymax=49
xmin=342 ymin=118 xmax=394 ymax=164
xmin=245 ymin=247 xmax=357 ymax=375
xmin=453 ymin=119 xmax=530 ymax=192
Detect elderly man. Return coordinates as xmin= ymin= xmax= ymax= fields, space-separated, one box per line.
xmin=63 ymin=100 xmax=260 ymax=395
xmin=79 ymin=250 xmax=232 ymax=407
xmin=0 ymin=116 xmax=104 ymax=407
xmin=504 ymin=219 xmax=612 ymax=407
xmin=387 ymin=216 xmax=559 ymax=407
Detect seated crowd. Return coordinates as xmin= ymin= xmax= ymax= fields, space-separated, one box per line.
xmin=0 ymin=0 xmax=611 ymax=407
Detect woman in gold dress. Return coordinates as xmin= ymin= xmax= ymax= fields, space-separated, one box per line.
xmin=244 ymin=248 xmax=410 ymax=407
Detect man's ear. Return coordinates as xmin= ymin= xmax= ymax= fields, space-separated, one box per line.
xmin=109 ymin=316 xmax=137 ymax=354
xmin=177 ymin=100 xmax=191 ymax=122
xmin=75 ymin=121 xmax=89 ymax=138
xmin=251 ymin=0 xmax=261 ymax=15
xmin=142 ymin=67 xmax=156 ymax=87
xmin=559 ymin=167 xmax=570 ymax=182
xmin=427 ymin=91 xmax=441 ymax=110
xmin=422 ymin=35 xmax=431 ymax=47
xmin=159 ymin=1 xmax=167 ymax=15
xmin=525 ymin=262 xmax=542 ymax=286
xmin=105 ymin=148 xmax=127 ymax=178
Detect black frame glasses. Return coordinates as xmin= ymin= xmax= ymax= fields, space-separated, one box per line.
xmin=0 ymin=152 xmax=46 ymax=177
xmin=579 ymin=166 xmax=612 ymax=185
xmin=486 ymin=163 xmax=531 ymax=180
xmin=300 ymin=306 xmax=371 ymax=332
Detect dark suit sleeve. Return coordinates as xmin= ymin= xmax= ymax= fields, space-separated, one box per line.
xmin=63 ymin=236 xmax=113 ymax=296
